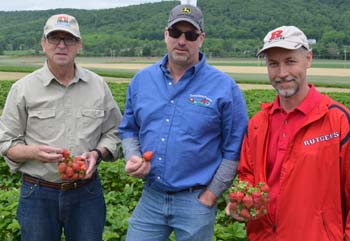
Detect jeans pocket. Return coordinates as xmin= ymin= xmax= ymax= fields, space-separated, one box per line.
xmin=20 ymin=182 xmax=37 ymax=198
xmin=83 ymin=179 xmax=103 ymax=196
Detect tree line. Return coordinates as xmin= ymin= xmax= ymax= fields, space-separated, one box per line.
xmin=0 ymin=0 xmax=349 ymax=59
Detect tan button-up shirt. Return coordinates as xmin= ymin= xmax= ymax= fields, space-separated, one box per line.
xmin=0 ymin=62 xmax=122 ymax=182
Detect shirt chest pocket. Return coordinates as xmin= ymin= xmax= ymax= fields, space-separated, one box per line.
xmin=176 ymin=104 xmax=220 ymax=137
xmin=78 ymin=109 xmax=105 ymax=132
xmin=27 ymin=109 xmax=57 ymax=138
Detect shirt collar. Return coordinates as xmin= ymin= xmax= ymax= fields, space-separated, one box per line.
xmin=42 ymin=62 xmax=88 ymax=86
xmin=270 ymin=84 xmax=322 ymax=115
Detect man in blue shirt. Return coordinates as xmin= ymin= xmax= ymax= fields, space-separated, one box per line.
xmin=119 ymin=4 xmax=248 ymax=241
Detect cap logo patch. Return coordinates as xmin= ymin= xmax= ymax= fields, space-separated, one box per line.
xmin=56 ymin=15 xmax=69 ymax=26
xmin=269 ymin=30 xmax=284 ymax=41
xmin=182 ymin=7 xmax=191 ymax=14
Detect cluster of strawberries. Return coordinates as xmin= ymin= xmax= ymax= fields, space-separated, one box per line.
xmin=58 ymin=149 xmax=87 ymax=180
xmin=228 ymin=179 xmax=270 ymax=221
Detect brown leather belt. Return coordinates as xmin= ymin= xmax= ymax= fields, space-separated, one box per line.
xmin=22 ymin=173 xmax=96 ymax=191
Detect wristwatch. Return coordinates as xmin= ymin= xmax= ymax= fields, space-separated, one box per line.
xmin=90 ymin=148 xmax=103 ymax=164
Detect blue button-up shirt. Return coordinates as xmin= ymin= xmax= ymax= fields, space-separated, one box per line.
xmin=119 ymin=53 xmax=247 ymax=193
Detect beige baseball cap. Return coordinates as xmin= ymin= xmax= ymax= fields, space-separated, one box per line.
xmin=168 ymin=4 xmax=204 ymax=31
xmin=43 ymin=14 xmax=81 ymax=39
xmin=257 ymin=26 xmax=310 ymax=55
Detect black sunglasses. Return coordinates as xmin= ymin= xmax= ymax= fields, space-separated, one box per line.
xmin=167 ymin=28 xmax=201 ymax=41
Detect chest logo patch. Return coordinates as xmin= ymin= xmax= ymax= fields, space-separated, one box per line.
xmin=188 ymin=94 xmax=212 ymax=106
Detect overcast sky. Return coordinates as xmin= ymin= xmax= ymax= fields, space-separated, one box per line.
xmin=0 ymin=0 xmax=168 ymax=11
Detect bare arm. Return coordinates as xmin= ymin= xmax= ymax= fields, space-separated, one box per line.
xmin=6 ymin=144 xmax=65 ymax=163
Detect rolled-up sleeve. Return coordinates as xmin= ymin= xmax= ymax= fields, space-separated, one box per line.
xmin=0 ymin=83 xmax=26 ymax=171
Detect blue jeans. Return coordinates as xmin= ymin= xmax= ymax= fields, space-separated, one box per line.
xmin=17 ymin=177 xmax=106 ymax=241
xmin=126 ymin=186 xmax=217 ymax=241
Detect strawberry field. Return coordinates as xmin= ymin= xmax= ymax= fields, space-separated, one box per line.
xmin=0 ymin=80 xmax=349 ymax=241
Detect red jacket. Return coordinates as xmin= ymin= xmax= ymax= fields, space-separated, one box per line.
xmin=238 ymin=94 xmax=350 ymax=241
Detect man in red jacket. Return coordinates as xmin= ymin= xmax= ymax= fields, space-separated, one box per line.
xmin=226 ymin=25 xmax=350 ymax=240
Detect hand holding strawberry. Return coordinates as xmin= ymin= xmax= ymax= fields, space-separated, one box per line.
xmin=58 ymin=149 xmax=87 ymax=181
xmin=227 ymin=179 xmax=270 ymax=222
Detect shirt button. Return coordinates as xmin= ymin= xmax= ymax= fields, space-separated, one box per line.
xmin=158 ymin=157 xmax=162 ymax=160
xmin=282 ymin=133 xmax=286 ymax=138
xmin=157 ymin=176 xmax=161 ymax=180
xmin=169 ymin=82 xmax=172 ymax=85
xmin=170 ymin=100 xmax=174 ymax=104
xmin=161 ymin=138 xmax=165 ymax=142
xmin=166 ymin=119 xmax=170 ymax=122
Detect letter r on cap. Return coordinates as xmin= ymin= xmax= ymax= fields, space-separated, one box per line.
xmin=270 ymin=30 xmax=283 ymax=40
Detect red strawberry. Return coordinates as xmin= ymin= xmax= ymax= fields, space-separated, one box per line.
xmin=254 ymin=208 xmax=262 ymax=218
xmin=228 ymin=192 xmax=236 ymax=202
xmin=62 ymin=149 xmax=70 ymax=160
xmin=252 ymin=191 xmax=264 ymax=207
xmin=235 ymin=192 xmax=244 ymax=203
xmin=252 ymin=191 xmax=262 ymax=199
xmin=243 ymin=194 xmax=254 ymax=208
xmin=65 ymin=167 xmax=74 ymax=177
xmin=71 ymin=173 xmax=79 ymax=180
xmin=143 ymin=151 xmax=153 ymax=162
xmin=80 ymin=162 xmax=87 ymax=172
xmin=259 ymin=182 xmax=270 ymax=193
xmin=72 ymin=161 xmax=80 ymax=172
xmin=61 ymin=174 xmax=69 ymax=181
xmin=229 ymin=202 xmax=238 ymax=212
xmin=58 ymin=162 xmax=67 ymax=174
xmin=240 ymin=208 xmax=251 ymax=219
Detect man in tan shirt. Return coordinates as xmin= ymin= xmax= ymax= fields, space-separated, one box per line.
xmin=0 ymin=14 xmax=122 ymax=241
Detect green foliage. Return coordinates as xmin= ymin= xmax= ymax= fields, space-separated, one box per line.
xmin=327 ymin=92 xmax=350 ymax=107
xmin=108 ymin=82 xmax=129 ymax=113
xmin=0 ymin=159 xmax=21 ymax=190
xmin=0 ymin=188 xmax=20 ymax=241
xmin=0 ymin=159 xmax=20 ymax=240
xmin=1 ymin=0 xmax=350 ymax=58
xmin=243 ymin=89 xmax=276 ymax=118
xmin=0 ymin=65 xmax=39 ymax=73
xmin=0 ymin=81 xmax=13 ymax=109
xmin=99 ymin=160 xmax=144 ymax=241
xmin=0 ymin=82 xmax=349 ymax=240
xmin=94 ymin=70 xmax=135 ymax=79
xmin=215 ymin=194 xmax=248 ymax=241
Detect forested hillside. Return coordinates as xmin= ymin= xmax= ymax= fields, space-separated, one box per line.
xmin=0 ymin=0 xmax=349 ymax=58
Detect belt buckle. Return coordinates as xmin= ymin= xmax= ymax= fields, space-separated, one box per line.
xmin=60 ymin=182 xmax=77 ymax=191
